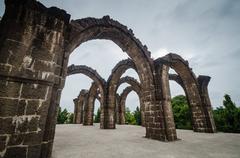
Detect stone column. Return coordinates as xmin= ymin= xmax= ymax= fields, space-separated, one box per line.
xmin=74 ymin=90 xmax=88 ymax=124
xmin=0 ymin=1 xmax=70 ymax=158
xmin=140 ymin=98 xmax=145 ymax=126
xmin=115 ymin=94 xmax=120 ymax=124
xmin=73 ymin=98 xmax=78 ymax=124
xmin=83 ymin=82 xmax=98 ymax=125
xmin=198 ymin=75 xmax=216 ymax=133
xmin=158 ymin=65 xmax=177 ymax=141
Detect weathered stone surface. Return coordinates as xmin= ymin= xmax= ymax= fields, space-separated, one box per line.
xmin=0 ymin=0 xmax=216 ymax=157
xmin=0 ymin=80 xmax=21 ymax=98
xmin=0 ymin=118 xmax=15 ymax=134
xmin=4 ymin=146 xmax=27 ymax=158
xmin=0 ymin=136 xmax=7 ymax=152
xmin=27 ymin=145 xmax=41 ymax=158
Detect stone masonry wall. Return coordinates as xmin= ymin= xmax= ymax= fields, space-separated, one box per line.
xmin=0 ymin=0 xmax=70 ymax=157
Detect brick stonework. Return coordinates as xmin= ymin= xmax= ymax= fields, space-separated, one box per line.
xmin=0 ymin=0 xmax=216 ymax=158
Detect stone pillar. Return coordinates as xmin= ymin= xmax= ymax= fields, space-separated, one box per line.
xmin=198 ymin=75 xmax=216 ymax=133
xmin=74 ymin=90 xmax=87 ymax=124
xmin=140 ymin=98 xmax=145 ymax=126
xmin=157 ymin=65 xmax=177 ymax=141
xmin=73 ymin=98 xmax=78 ymax=124
xmin=115 ymin=94 xmax=120 ymax=124
xmin=83 ymin=82 xmax=98 ymax=125
xmin=0 ymin=1 xmax=70 ymax=158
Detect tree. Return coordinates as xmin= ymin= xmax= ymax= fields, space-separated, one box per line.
xmin=171 ymin=95 xmax=192 ymax=129
xmin=213 ymin=94 xmax=240 ymax=133
xmin=133 ymin=106 xmax=141 ymax=125
xmin=67 ymin=113 xmax=74 ymax=124
xmin=94 ymin=108 xmax=101 ymax=123
xmin=57 ymin=107 xmax=74 ymax=124
xmin=125 ymin=107 xmax=136 ymax=125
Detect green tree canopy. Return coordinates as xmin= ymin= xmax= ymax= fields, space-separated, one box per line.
xmin=125 ymin=107 xmax=136 ymax=125
xmin=213 ymin=94 xmax=240 ymax=133
xmin=133 ymin=106 xmax=141 ymax=125
xmin=57 ymin=107 xmax=74 ymax=124
xmin=171 ymin=95 xmax=192 ymax=130
xmin=94 ymin=108 xmax=101 ymax=123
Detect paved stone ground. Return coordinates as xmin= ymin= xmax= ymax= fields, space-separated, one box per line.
xmin=52 ymin=124 xmax=240 ymax=158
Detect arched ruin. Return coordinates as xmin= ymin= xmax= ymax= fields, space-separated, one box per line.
xmin=73 ymin=89 xmax=88 ymax=124
xmin=117 ymin=76 xmax=144 ymax=126
xmin=154 ymin=53 xmax=216 ymax=140
xmin=0 ymin=1 xmax=216 ymax=158
xmin=82 ymin=82 xmax=99 ymax=125
xmin=67 ymin=64 xmax=105 ymax=128
xmin=106 ymin=59 xmax=139 ymax=127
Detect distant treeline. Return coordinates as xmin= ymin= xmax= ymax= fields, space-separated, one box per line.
xmin=57 ymin=94 xmax=240 ymax=133
xmin=172 ymin=94 xmax=240 ymax=133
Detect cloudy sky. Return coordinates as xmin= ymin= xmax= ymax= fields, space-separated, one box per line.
xmin=0 ymin=0 xmax=239 ymax=113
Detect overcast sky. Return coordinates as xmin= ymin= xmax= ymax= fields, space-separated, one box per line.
xmin=0 ymin=0 xmax=239 ymax=113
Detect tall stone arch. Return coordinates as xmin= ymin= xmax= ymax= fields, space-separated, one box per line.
xmin=0 ymin=0 xmax=169 ymax=157
xmin=117 ymin=76 xmax=145 ymax=126
xmin=169 ymin=73 xmax=216 ymax=133
xmin=154 ymin=53 xmax=216 ymax=141
xmin=67 ymin=64 xmax=106 ymax=128
xmin=73 ymin=89 xmax=88 ymax=124
xmin=118 ymin=86 xmax=140 ymax=124
xmin=82 ymin=82 xmax=99 ymax=126
xmin=106 ymin=59 xmax=138 ymax=127
xmin=67 ymin=64 xmax=106 ymax=98
xmin=64 ymin=17 xmax=158 ymax=133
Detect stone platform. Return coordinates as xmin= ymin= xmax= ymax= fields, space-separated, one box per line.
xmin=52 ymin=124 xmax=240 ymax=158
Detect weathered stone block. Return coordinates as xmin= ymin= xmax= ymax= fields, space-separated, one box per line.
xmin=0 ymin=136 xmax=7 ymax=151
xmin=8 ymin=133 xmax=24 ymax=146
xmin=18 ymin=100 xmax=27 ymax=115
xmin=21 ymin=83 xmax=48 ymax=99
xmin=4 ymin=146 xmax=27 ymax=158
xmin=0 ymin=40 xmax=28 ymax=67
xmin=26 ymin=100 xmax=39 ymax=115
xmin=23 ymin=132 xmax=42 ymax=145
xmin=28 ymin=117 xmax=39 ymax=132
xmin=27 ymin=145 xmax=41 ymax=158
xmin=0 ymin=80 xmax=21 ymax=98
xmin=16 ymin=118 xmax=28 ymax=133
xmin=0 ymin=118 xmax=15 ymax=134
xmin=0 ymin=98 xmax=19 ymax=117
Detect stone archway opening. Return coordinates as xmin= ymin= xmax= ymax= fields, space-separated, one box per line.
xmin=61 ymin=74 xmax=92 ymax=115
xmin=168 ymin=70 xmax=193 ymax=131
xmin=123 ymin=89 xmax=141 ymax=125
xmin=93 ymin=97 xmax=101 ymax=125
xmin=68 ymin=39 xmax=129 ymax=79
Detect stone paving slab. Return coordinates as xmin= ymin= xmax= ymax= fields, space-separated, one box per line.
xmin=52 ymin=124 xmax=240 ymax=158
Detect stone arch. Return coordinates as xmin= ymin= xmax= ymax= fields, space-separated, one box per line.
xmin=64 ymin=16 xmax=157 ymax=132
xmin=83 ymin=82 xmax=99 ymax=125
xmin=154 ymin=53 xmax=215 ymax=141
xmin=117 ymin=76 xmax=145 ymax=126
xmin=0 ymin=1 xmax=167 ymax=157
xmin=73 ymin=89 xmax=88 ymax=124
xmin=169 ymin=74 xmax=184 ymax=88
xmin=118 ymin=86 xmax=140 ymax=124
xmin=106 ymin=58 xmax=138 ymax=128
xmin=168 ymin=73 xmax=216 ymax=133
xmin=118 ymin=76 xmax=141 ymax=94
xmin=67 ymin=64 xmax=106 ymax=97
xmin=67 ymin=64 xmax=106 ymax=128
